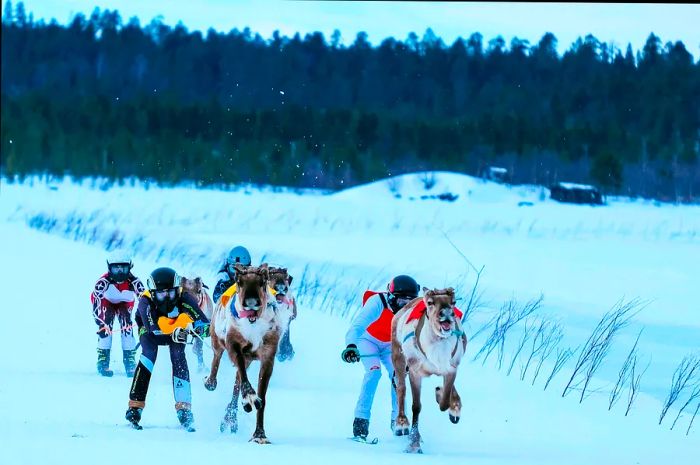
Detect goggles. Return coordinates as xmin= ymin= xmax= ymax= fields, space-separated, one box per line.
xmin=109 ymin=263 xmax=130 ymax=275
xmin=391 ymin=294 xmax=414 ymax=308
xmin=154 ymin=288 xmax=178 ymax=302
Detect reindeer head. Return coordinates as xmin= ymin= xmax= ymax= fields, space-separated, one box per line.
xmin=180 ymin=276 xmax=205 ymax=296
xmin=235 ymin=264 xmax=269 ymax=322
xmin=268 ymin=267 xmax=293 ymax=304
xmin=422 ymin=287 xmax=458 ymax=338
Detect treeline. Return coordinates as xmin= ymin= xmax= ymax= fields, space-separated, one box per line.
xmin=1 ymin=2 xmax=699 ymax=200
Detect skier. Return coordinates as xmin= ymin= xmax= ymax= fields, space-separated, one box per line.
xmin=212 ymin=245 xmax=252 ymax=303
xmin=341 ymin=275 xmax=421 ymax=441
xmin=91 ymin=252 xmax=145 ymax=377
xmin=125 ymin=267 xmax=210 ymax=431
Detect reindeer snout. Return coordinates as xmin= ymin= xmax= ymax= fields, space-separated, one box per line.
xmin=439 ymin=307 xmax=454 ymax=320
xmin=244 ymin=297 xmax=261 ymax=309
xmin=274 ymin=283 xmax=287 ymax=295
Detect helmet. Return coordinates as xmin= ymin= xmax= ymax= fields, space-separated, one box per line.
xmin=225 ymin=246 xmax=252 ymax=276
xmin=147 ymin=267 xmax=179 ymax=291
xmin=147 ymin=267 xmax=180 ymax=306
xmin=227 ymin=246 xmax=252 ymax=267
xmin=106 ymin=251 xmax=133 ymax=283
xmin=387 ymin=275 xmax=420 ymax=297
xmin=387 ymin=275 xmax=420 ymax=313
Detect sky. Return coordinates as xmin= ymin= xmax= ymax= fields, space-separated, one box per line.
xmin=17 ymin=1 xmax=700 ymax=58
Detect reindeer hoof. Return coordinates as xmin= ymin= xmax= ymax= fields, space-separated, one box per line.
xmin=253 ymin=398 xmax=263 ymax=410
xmin=243 ymin=403 xmax=252 ymax=413
xmin=204 ymin=377 xmax=217 ymax=391
xmin=251 ymin=436 xmax=270 ymax=444
xmin=449 ymin=414 xmax=460 ymax=424
xmin=396 ymin=426 xmax=410 ymax=436
xmin=405 ymin=444 xmax=423 ymax=454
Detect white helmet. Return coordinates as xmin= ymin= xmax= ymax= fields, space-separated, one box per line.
xmin=107 ymin=251 xmax=133 ymax=267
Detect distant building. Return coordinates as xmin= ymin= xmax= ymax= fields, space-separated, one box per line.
xmin=481 ymin=166 xmax=509 ymax=183
xmin=550 ymin=182 xmax=604 ymax=205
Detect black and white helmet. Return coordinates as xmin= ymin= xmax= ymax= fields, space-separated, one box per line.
xmin=106 ymin=251 xmax=133 ymax=283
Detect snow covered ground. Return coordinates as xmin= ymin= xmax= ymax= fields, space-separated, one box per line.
xmin=0 ymin=173 xmax=698 ymax=464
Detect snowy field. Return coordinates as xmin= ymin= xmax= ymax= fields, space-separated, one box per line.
xmin=0 ymin=173 xmax=698 ymax=464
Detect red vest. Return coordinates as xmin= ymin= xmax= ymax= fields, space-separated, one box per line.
xmin=362 ymin=290 xmax=394 ymax=343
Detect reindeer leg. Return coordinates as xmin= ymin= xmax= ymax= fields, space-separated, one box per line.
xmin=391 ymin=341 xmax=410 ymax=436
xmin=406 ymin=370 xmax=423 ymax=454
xmin=251 ymin=342 xmax=277 ymax=444
xmin=435 ymin=372 xmax=457 ymax=412
xmin=229 ymin=342 xmax=259 ymax=414
xmin=449 ymin=384 xmax=462 ymax=424
xmin=221 ymin=368 xmax=242 ymax=433
xmin=204 ymin=334 xmax=224 ymax=391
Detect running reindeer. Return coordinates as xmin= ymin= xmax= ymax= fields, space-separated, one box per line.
xmin=180 ymin=276 xmax=214 ymax=372
xmin=391 ymin=287 xmax=467 ymax=454
xmin=267 ymin=266 xmax=297 ymax=362
xmin=204 ymin=263 xmax=281 ymax=444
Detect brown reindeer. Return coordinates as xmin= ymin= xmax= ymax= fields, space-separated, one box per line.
xmin=180 ymin=276 xmax=214 ymax=371
xmin=266 ymin=267 xmax=297 ymax=362
xmin=203 ymin=264 xmax=281 ymax=444
xmin=391 ymin=287 xmax=467 ymax=453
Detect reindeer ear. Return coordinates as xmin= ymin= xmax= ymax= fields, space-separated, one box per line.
xmin=446 ymin=287 xmax=455 ymax=295
xmin=422 ymin=286 xmax=429 ymax=294
xmin=288 ymin=275 xmax=293 ymax=285
xmin=180 ymin=277 xmax=187 ymax=287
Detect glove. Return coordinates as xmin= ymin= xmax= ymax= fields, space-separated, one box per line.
xmin=172 ymin=327 xmax=188 ymax=344
xmin=193 ymin=322 xmax=210 ymax=338
xmin=341 ymin=344 xmax=360 ymax=363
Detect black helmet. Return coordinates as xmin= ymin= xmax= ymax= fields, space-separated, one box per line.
xmin=386 ymin=275 xmax=420 ymax=313
xmin=387 ymin=275 xmax=420 ymax=298
xmin=147 ymin=267 xmax=180 ymax=305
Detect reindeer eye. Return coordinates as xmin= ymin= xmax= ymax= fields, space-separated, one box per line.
xmin=427 ymin=300 xmax=434 ymax=306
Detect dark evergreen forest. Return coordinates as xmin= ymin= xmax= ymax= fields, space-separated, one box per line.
xmin=2 ymin=2 xmax=699 ymax=201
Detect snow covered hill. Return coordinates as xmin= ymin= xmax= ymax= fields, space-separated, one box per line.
xmin=0 ymin=173 xmax=698 ymax=464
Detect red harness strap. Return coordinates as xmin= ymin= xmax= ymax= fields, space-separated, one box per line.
xmin=407 ymin=300 xmax=463 ymax=323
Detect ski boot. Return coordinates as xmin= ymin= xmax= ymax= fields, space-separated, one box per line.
xmin=123 ymin=349 xmax=137 ymax=377
xmin=176 ymin=404 xmax=196 ymax=432
xmin=352 ymin=417 xmax=369 ymax=440
xmin=97 ymin=348 xmax=114 ymax=377
xmin=125 ymin=406 xmax=143 ymax=430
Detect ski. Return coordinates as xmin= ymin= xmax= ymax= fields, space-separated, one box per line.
xmin=348 ymin=436 xmax=378 ymax=445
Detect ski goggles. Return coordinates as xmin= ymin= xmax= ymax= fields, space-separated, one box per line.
xmin=108 ymin=263 xmax=130 ymax=275
xmin=154 ymin=288 xmax=178 ymax=302
xmin=390 ymin=294 xmax=415 ymax=308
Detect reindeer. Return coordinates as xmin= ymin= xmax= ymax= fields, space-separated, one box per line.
xmin=203 ymin=264 xmax=281 ymax=444
xmin=180 ymin=276 xmax=214 ymax=371
xmin=391 ymin=287 xmax=467 ymax=454
xmin=266 ymin=267 xmax=297 ymax=362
